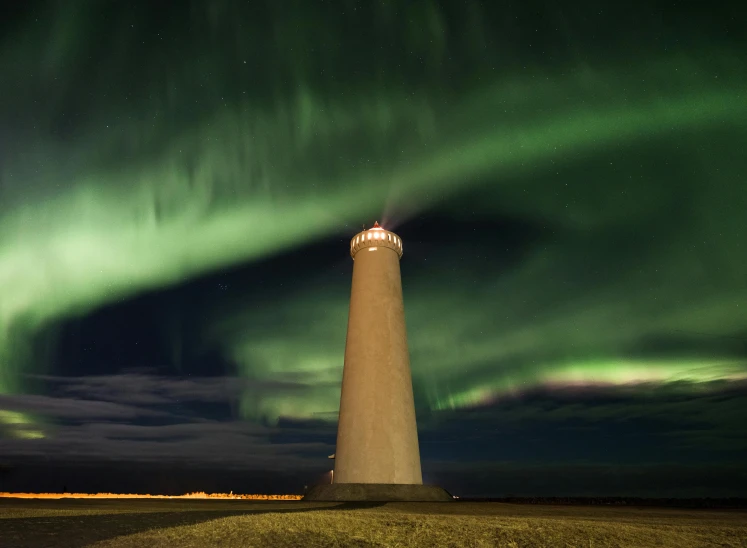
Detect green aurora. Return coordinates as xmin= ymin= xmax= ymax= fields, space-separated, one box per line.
xmin=1 ymin=2 xmax=746 ymax=435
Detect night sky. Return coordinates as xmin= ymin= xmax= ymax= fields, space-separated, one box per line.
xmin=1 ymin=1 xmax=746 ymax=498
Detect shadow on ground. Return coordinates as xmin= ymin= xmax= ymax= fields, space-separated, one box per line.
xmin=0 ymin=501 xmax=385 ymax=547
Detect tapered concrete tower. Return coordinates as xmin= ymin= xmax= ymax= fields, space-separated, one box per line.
xmin=304 ymin=222 xmax=451 ymax=502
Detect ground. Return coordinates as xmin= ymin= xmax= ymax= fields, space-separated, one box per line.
xmin=1 ymin=498 xmax=745 ymax=547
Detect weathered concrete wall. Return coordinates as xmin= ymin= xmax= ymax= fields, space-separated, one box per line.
xmin=334 ymin=227 xmax=423 ymax=485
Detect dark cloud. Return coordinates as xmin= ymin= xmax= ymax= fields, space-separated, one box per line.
xmin=0 ymin=393 xmax=171 ymax=421
xmin=31 ymin=374 xmax=318 ymax=406
xmin=416 ymin=383 xmax=747 ymax=467
xmin=0 ymin=419 xmax=328 ymax=469
xmin=0 ymin=392 xmax=332 ymax=482
xmin=1 ymin=373 xmax=337 ymax=476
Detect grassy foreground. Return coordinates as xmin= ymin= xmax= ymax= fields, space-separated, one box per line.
xmin=1 ymin=499 xmax=745 ymax=547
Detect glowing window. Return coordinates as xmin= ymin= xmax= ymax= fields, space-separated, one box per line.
xmin=367 ymin=233 xmax=371 ymax=240
xmin=369 ymin=247 xmax=377 ymax=251
xmin=356 ymin=236 xmax=359 ymax=244
xmin=388 ymin=234 xmax=391 ymax=242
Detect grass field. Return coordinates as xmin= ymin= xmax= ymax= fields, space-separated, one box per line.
xmin=1 ymin=498 xmax=745 ymax=547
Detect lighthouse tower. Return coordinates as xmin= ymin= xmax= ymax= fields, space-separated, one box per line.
xmin=304 ymin=222 xmax=451 ymax=501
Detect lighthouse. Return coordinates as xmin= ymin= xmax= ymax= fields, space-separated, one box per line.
xmin=304 ymin=222 xmax=451 ymax=501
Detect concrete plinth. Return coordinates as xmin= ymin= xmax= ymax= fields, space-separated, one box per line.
xmin=303 ymin=483 xmax=453 ymax=502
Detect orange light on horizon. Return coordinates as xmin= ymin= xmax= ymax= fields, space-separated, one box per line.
xmin=0 ymin=491 xmax=303 ymax=500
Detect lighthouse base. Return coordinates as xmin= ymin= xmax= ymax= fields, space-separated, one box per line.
xmin=302 ymin=483 xmax=453 ymax=502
